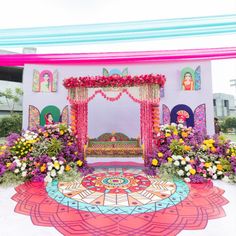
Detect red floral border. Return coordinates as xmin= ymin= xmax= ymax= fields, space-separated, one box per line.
xmin=63 ymin=74 xmax=166 ymax=88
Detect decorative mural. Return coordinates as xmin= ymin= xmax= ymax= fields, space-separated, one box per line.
xmin=170 ymin=104 xmax=194 ymax=127
xmin=28 ymin=105 xmax=40 ymax=129
xmin=194 ymin=104 xmax=206 ymax=133
xmin=40 ymin=105 xmax=61 ymax=126
xmin=181 ymin=66 xmax=201 ymax=91
xmin=103 ymin=68 xmax=128 ymax=77
xmin=162 ymin=104 xmax=170 ymax=125
xmin=61 ymin=105 xmax=69 ymax=125
xmin=32 ymin=70 xmax=58 ymax=92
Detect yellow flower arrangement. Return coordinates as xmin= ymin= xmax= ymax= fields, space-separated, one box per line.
xmin=189 ymin=169 xmax=196 ymax=175
xmin=217 ymin=164 xmax=223 ymax=171
xmin=167 ymin=157 xmax=173 ymax=163
xmin=77 ymin=160 xmax=83 ymax=167
xmin=204 ymin=162 xmax=212 ymax=168
xmin=152 ymin=159 xmax=158 ymax=166
xmin=181 ymin=132 xmax=188 ymax=138
xmin=53 ymin=161 xmax=60 ymax=170
xmin=157 ymin=152 xmax=164 ymax=158
xmin=65 ymin=165 xmax=71 ymax=171
xmin=184 ymin=145 xmax=191 ymax=151
xmin=40 ymin=164 xmax=47 ymax=172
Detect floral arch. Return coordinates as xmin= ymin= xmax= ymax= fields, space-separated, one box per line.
xmin=63 ymin=74 xmax=166 ymax=161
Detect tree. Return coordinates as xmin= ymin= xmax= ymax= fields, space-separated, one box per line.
xmin=0 ymin=87 xmax=23 ymax=115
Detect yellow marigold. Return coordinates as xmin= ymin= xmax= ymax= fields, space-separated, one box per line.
xmin=211 ymin=147 xmax=216 ymax=153
xmin=181 ymin=132 xmax=188 ymax=138
xmin=189 ymin=169 xmax=196 ymax=175
xmin=40 ymin=165 xmax=46 ymax=172
xmin=44 ymin=132 xmax=49 ymax=137
xmin=165 ymin=133 xmax=171 ymax=137
xmin=65 ymin=165 xmax=71 ymax=171
xmin=204 ymin=162 xmax=212 ymax=168
xmin=60 ymin=130 xmax=64 ymax=135
xmin=77 ymin=160 xmax=83 ymax=167
xmin=184 ymin=145 xmax=191 ymax=151
xmin=167 ymin=157 xmax=173 ymax=163
xmin=157 ymin=152 xmax=164 ymax=158
xmin=173 ymin=130 xmax=178 ymax=136
xmin=217 ymin=164 xmax=223 ymax=171
xmin=6 ymin=162 xmax=12 ymax=168
xmin=152 ymin=159 xmax=158 ymax=166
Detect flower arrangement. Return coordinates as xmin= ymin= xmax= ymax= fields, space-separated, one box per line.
xmin=147 ymin=123 xmax=236 ymax=183
xmin=0 ymin=124 xmax=93 ymax=185
xmin=63 ymin=74 xmax=166 ymax=88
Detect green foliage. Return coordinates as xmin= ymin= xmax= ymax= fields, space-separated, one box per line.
xmin=0 ymin=114 xmax=22 ymax=137
xmin=169 ymin=139 xmax=184 ymax=155
xmin=57 ymin=166 xmax=81 ymax=182
xmin=158 ymin=163 xmax=179 ymax=181
xmin=0 ymin=171 xmax=24 ymax=187
xmin=221 ymin=117 xmax=236 ymax=132
xmin=0 ymin=87 xmax=23 ymax=115
xmin=220 ymin=158 xmax=232 ymax=172
xmin=31 ymin=139 xmax=49 ymax=157
xmin=47 ymin=138 xmax=62 ymax=157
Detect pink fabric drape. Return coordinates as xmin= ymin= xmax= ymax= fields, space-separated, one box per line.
xmin=0 ymin=47 xmax=236 ymax=66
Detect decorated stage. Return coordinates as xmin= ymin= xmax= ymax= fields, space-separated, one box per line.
xmin=0 ymin=165 xmax=235 ymax=236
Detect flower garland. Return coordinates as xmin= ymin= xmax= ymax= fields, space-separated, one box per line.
xmin=63 ymin=74 xmax=166 ymax=88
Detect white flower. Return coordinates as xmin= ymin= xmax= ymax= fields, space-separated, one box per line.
xmin=14 ymin=169 xmax=20 ymax=174
xmin=177 ymin=170 xmax=184 ymax=176
xmin=212 ymin=166 xmax=217 ymax=172
xmin=50 ymin=169 xmax=57 ymax=177
xmin=184 ymin=177 xmax=191 ymax=182
xmin=21 ymin=165 xmax=26 ymax=171
xmin=217 ymin=171 xmax=223 ymax=175
xmin=176 ymin=155 xmax=182 ymax=160
xmin=178 ymin=124 xmax=184 ymax=129
xmin=51 ymin=156 xmax=56 ymax=161
xmin=203 ymin=174 xmax=207 ymax=177
xmin=174 ymin=161 xmax=180 ymax=166
xmin=185 ymin=164 xmax=192 ymax=171
xmin=171 ymin=123 xmax=177 ymax=127
xmin=48 ymin=165 xmax=53 ymax=171
xmin=222 ymin=176 xmax=230 ymax=183
xmin=22 ymin=171 xmax=27 ymax=177
xmin=181 ymin=160 xmax=186 ymax=165
xmin=59 ymin=161 xmax=63 ymax=165
xmin=213 ymin=174 xmax=217 ymax=180
xmin=60 ymin=166 xmax=65 ymax=171
xmin=14 ymin=160 xmax=21 ymax=167
xmin=185 ymin=156 xmax=190 ymax=162
xmin=13 ymin=156 xmax=18 ymax=159
xmin=186 ymin=172 xmax=190 ymax=176
xmin=44 ymin=175 xmax=52 ymax=183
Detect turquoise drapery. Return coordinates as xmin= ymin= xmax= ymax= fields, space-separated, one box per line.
xmin=0 ymin=14 xmax=235 ymax=47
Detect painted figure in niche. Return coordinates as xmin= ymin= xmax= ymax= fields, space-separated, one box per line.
xmin=176 ymin=110 xmax=190 ymax=126
xmin=102 ymin=68 xmax=128 ymax=92
xmin=32 ymin=70 xmax=58 ymax=92
xmin=44 ymin=112 xmax=54 ymax=125
xmin=182 ymin=72 xmax=194 ymax=91
xmin=181 ymin=66 xmax=201 ymax=91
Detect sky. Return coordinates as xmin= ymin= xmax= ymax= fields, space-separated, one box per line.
xmin=0 ymin=0 xmax=236 ymax=94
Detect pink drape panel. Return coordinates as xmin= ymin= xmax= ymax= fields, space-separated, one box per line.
xmin=0 ymin=47 xmax=236 ymax=66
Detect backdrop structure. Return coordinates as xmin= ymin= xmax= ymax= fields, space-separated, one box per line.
xmin=23 ymin=61 xmax=214 ymax=161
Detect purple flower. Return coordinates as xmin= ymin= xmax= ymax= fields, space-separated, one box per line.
xmin=6 ymin=133 xmax=20 ymax=146
xmin=0 ymin=164 xmax=6 ymax=176
xmin=189 ymin=174 xmax=207 ymax=183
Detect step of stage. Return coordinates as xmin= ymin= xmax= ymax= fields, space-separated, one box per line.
xmin=87 ymin=157 xmax=144 ymax=165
